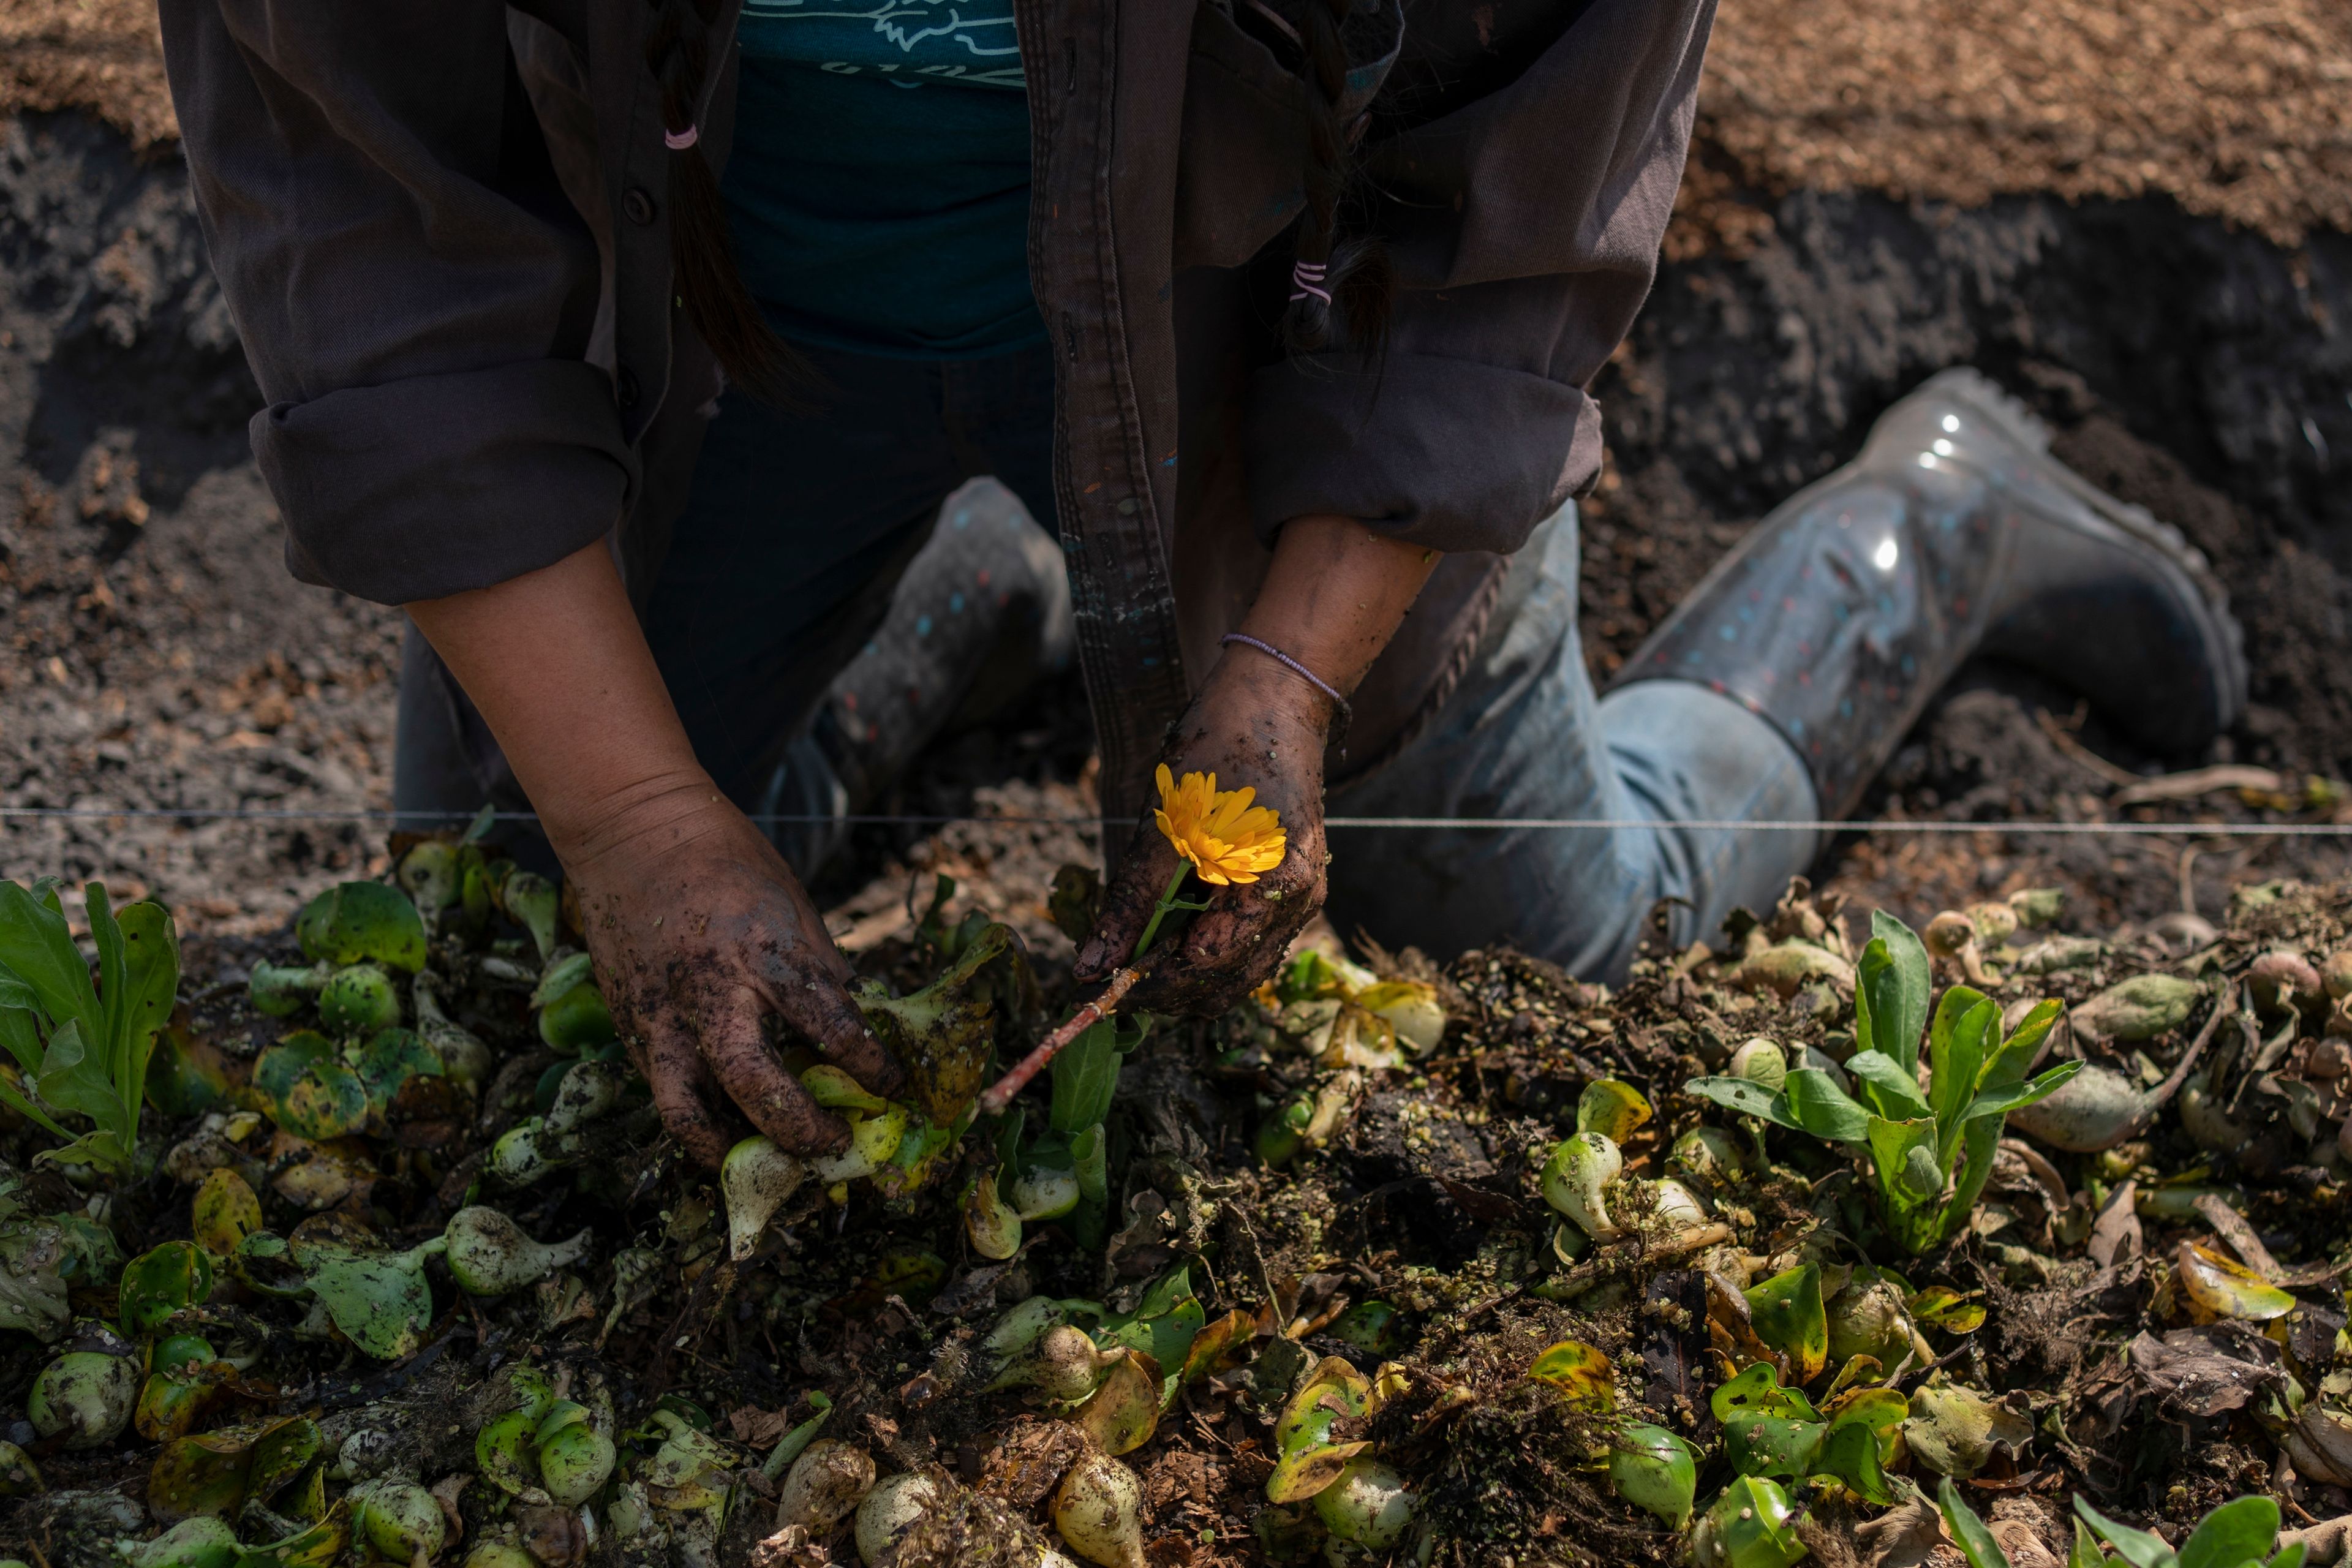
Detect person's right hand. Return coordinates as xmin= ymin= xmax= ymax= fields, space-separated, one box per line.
xmin=555 ymin=774 xmax=905 ymax=1169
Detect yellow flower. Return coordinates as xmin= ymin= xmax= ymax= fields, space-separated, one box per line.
xmin=1153 ymin=764 xmax=1287 ymax=886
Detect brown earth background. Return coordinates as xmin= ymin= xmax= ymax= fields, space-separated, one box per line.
xmin=2 ymin=0 xmax=2351 ymax=950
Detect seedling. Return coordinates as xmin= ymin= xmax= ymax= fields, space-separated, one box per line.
xmin=0 ymin=878 xmax=179 ymax=1174
xmin=1937 ymin=1478 xmax=2306 ymax=1568
xmin=1688 ymin=911 xmax=2079 ymax=1253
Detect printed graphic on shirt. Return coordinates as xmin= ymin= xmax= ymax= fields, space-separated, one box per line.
xmin=737 ymin=1 xmax=1025 ymax=89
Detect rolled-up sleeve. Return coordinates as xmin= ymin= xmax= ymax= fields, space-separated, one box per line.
xmin=159 ymin=1 xmax=624 ymax=605
xmin=1245 ymin=0 xmax=1714 ymax=555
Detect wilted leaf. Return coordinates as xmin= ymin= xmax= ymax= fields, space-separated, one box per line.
xmin=1744 ymin=1264 xmax=1828 ymax=1384
xmin=1527 ymin=1339 xmax=1616 ymax=1411
xmin=1908 ymin=1287 xmax=1988 ymax=1335
xmin=856 ymin=922 xmax=1036 ymax=1126
xmin=1074 ymin=1349 xmax=1161 ymax=1456
xmin=148 ymin=1415 xmax=318 ymax=1523
xmin=1182 ymin=1310 xmax=1256 ymax=1385
xmin=119 ymin=1242 xmax=215 ymax=1337
xmin=1904 ymin=1381 xmax=2032 ymax=1478
xmin=1278 ymin=1357 xmax=1371 ymax=1455
xmin=276 ymin=1058 xmax=370 ymax=1142
xmin=1264 ymin=1441 xmax=1368 ymax=1504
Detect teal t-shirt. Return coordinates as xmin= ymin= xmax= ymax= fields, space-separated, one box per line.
xmin=724 ymin=1 xmax=1043 ymax=358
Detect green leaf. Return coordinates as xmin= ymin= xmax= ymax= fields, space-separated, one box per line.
xmin=1963 ymin=1059 xmax=2085 ymax=1123
xmin=2268 ymin=1545 xmax=2308 ymax=1568
xmin=1817 ymin=1418 xmax=1896 ymax=1505
xmin=2076 ymin=1497 xmax=2180 ymax=1568
xmin=1721 ymin=1354 xmax=1825 ymax=1476
xmin=1686 ymin=1076 xmax=1800 ymax=1129
xmin=1858 ymin=910 xmax=1932 ymax=1072
xmin=1071 ymin=1123 xmax=1109 ymax=1205
xmin=254 ymin=1033 xmax=337 ymax=1105
xmin=0 ymin=880 xmax=100 ymax=1042
xmin=2176 ymin=1497 xmax=2280 ymax=1568
xmin=1929 ymin=992 xmax=1998 ymax=1148
xmin=1848 ymin=1049 xmax=1931 ymax=1121
xmin=300 ymin=1249 xmax=434 ymax=1360
xmin=1744 ymin=1263 xmax=1827 ymax=1384
xmin=354 ymin=1028 xmax=442 ymax=1111
xmin=1725 ymin=1409 xmax=1825 ymax=1478
xmin=1049 ymin=1017 xmax=1121 ymax=1135
xmin=1867 ymin=1115 xmax=1944 ymax=1251
xmin=2071 ymin=1521 xmax=2113 ymax=1568
xmin=277 ymin=1058 xmax=371 ymax=1142
xmin=1987 ymin=998 xmax=2064 ymax=1084
xmin=0 ymin=999 xmax=42 ymax=1078
xmin=1782 ymin=1069 xmax=1872 ymax=1144
xmin=0 ymin=1074 xmax=72 ymax=1139
xmin=296 ymin=882 xmax=428 ymax=972
xmin=36 ymin=1128 xmax=132 ymax=1172
xmin=1939 ymin=1477 xmax=2013 ymax=1568
xmin=0 ymin=972 xmax=39 ymax=1014
xmin=113 ymin=900 xmax=179 ymax=1126
xmin=121 ymin=1240 xmax=217 ymax=1337
xmin=85 ymin=883 xmax=128 ymax=1088
xmin=1711 ymin=1362 xmax=1819 ymax=1425
xmin=1098 ymin=1268 xmax=1204 ymax=1404
xmin=1939 ymin=1059 xmax=2081 ymax=1244
xmin=34 ymin=1020 xmax=119 ymax=1129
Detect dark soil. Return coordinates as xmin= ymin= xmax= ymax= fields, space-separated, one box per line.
xmin=0 ymin=113 xmax=399 ymax=928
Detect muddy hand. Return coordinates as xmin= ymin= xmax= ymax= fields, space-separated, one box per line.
xmin=560 ymin=780 xmax=905 ymax=1167
xmin=1076 ymin=654 xmax=1330 ymax=1016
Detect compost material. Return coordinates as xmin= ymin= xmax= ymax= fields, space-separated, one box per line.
xmin=2 ymin=843 xmax=2350 ymax=1568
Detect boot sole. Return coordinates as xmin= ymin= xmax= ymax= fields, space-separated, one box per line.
xmin=1912 ymin=368 xmax=2250 ymax=731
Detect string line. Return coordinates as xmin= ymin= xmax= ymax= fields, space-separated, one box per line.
xmin=0 ymin=806 xmax=2345 ymax=838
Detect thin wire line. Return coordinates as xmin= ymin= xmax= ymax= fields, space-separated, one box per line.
xmin=0 ymin=805 xmax=2343 ymax=837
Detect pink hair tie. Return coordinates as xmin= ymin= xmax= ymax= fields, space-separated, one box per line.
xmin=664 ymin=124 xmax=699 ymax=151
xmin=1289 ymin=259 xmax=1331 ymax=306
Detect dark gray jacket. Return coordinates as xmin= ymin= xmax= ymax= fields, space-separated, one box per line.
xmin=158 ymin=0 xmax=1714 ymax=823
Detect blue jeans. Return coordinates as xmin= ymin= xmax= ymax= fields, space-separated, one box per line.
xmin=1326 ymin=507 xmax=1820 ymax=979
xmin=394 ymin=340 xmax=1820 ymax=980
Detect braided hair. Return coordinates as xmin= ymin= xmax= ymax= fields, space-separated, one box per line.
xmin=644 ymin=0 xmax=814 ymax=402
xmin=1281 ymin=0 xmax=1397 ymax=357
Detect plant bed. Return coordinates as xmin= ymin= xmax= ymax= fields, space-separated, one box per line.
xmin=0 ymin=826 xmax=2347 ymax=1568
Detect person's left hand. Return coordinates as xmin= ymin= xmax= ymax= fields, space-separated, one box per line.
xmin=1074 ymin=649 xmax=1332 ymax=1015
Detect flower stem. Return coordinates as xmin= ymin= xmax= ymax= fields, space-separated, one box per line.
xmin=1130 ymin=862 xmax=1196 ymax=960
xmin=973 ymin=862 xmax=1202 ymax=1118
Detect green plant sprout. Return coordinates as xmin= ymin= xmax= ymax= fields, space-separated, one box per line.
xmin=1687 ymin=910 xmax=2081 ymax=1253
xmin=0 ymin=879 xmax=179 ymax=1174
xmin=1938 ymin=1477 xmax=2305 ymax=1568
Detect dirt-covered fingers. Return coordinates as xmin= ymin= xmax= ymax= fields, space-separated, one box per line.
xmin=761 ymin=951 xmax=904 ymax=1098
xmin=680 ymin=974 xmax=851 ymax=1156
xmin=1076 ymin=817 xmax=1181 ymax=981
xmin=626 ymin=995 xmax=737 ymax=1169
xmin=1139 ymin=853 xmax=1324 ymax=1015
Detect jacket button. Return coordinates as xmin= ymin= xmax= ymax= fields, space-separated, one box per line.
xmin=623 ymin=187 xmax=656 ymax=225
xmin=617 ymin=368 xmax=640 ymax=410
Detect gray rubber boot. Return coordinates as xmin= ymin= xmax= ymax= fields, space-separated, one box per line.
xmin=761 ymin=477 xmax=1073 ymax=876
xmin=1612 ymin=369 xmax=2247 ymax=816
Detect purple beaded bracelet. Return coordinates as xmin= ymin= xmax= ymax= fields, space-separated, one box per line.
xmin=1221 ymin=633 xmax=1352 ymax=747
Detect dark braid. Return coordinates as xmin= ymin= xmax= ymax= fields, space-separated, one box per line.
xmin=1283 ymin=0 xmax=1396 ymax=358
xmin=644 ymin=0 xmax=815 ymax=403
